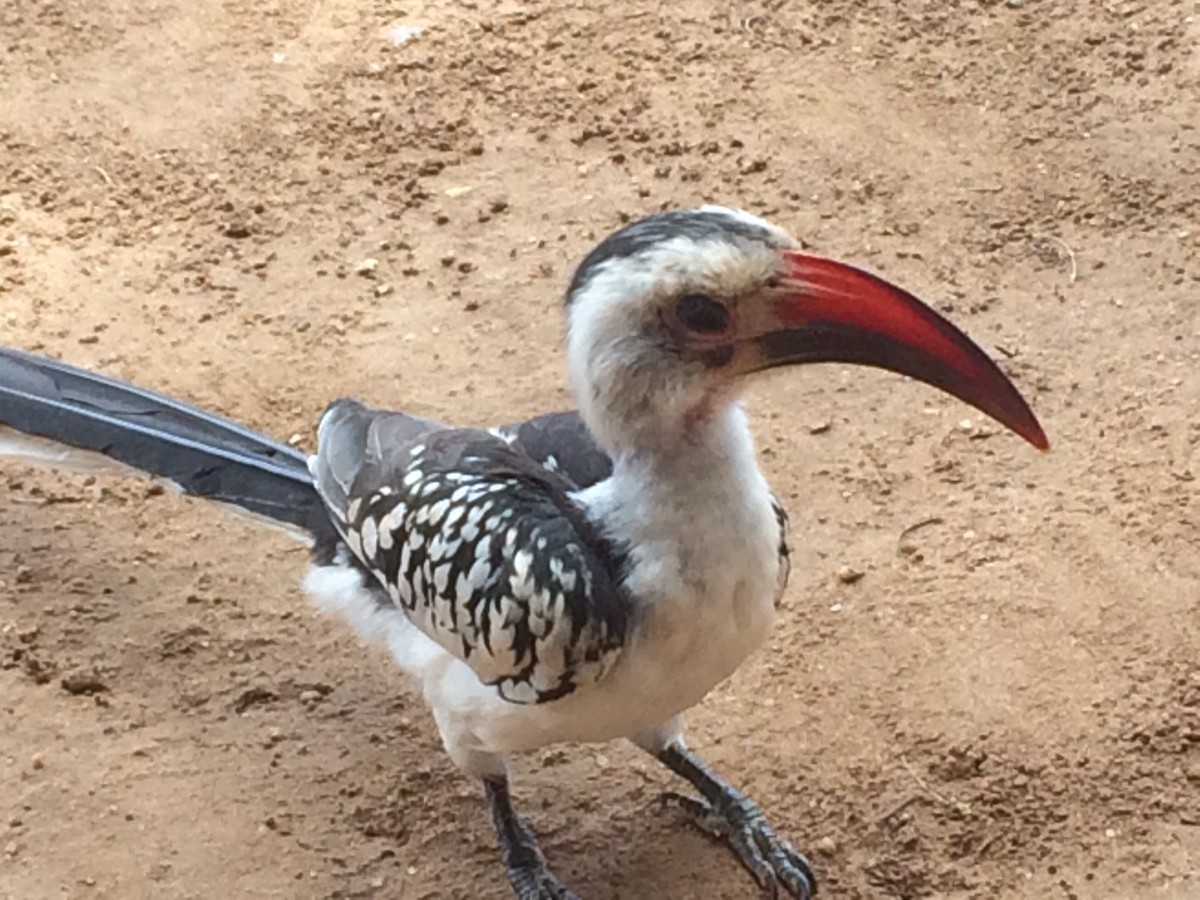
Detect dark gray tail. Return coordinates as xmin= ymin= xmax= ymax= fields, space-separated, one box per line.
xmin=0 ymin=346 xmax=329 ymax=542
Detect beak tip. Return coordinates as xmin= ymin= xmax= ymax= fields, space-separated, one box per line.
xmin=1021 ymin=421 xmax=1050 ymax=452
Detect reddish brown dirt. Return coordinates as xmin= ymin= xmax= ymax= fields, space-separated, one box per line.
xmin=1 ymin=1 xmax=1197 ymax=898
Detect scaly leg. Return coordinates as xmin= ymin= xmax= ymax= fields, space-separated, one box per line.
xmin=655 ymin=741 xmax=816 ymax=899
xmin=484 ymin=775 xmax=580 ymax=900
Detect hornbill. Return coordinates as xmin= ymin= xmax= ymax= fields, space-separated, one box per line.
xmin=0 ymin=206 xmax=1047 ymax=899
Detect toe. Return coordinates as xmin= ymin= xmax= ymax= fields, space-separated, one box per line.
xmin=661 ymin=791 xmax=728 ymax=838
xmin=776 ymin=862 xmax=813 ymax=900
xmin=750 ymin=825 xmax=816 ymax=899
xmin=732 ymin=825 xmax=780 ymax=897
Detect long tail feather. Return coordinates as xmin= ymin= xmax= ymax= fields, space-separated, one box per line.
xmin=0 ymin=346 xmax=327 ymax=541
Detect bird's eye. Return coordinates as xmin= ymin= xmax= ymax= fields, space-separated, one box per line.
xmin=676 ymin=294 xmax=730 ymax=334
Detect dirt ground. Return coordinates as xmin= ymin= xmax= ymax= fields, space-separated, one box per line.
xmin=1 ymin=1 xmax=1197 ymax=898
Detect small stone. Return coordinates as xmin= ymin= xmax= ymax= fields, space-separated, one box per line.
xmin=298 ymin=690 xmax=321 ymax=704
xmin=354 ymin=258 xmax=379 ymax=277
xmin=444 ymin=186 xmax=473 ymax=198
xmin=61 ymin=672 xmax=109 ymax=695
xmin=4 ymin=840 xmax=19 ymax=857
xmin=836 ymin=565 xmax=864 ymax=585
xmin=31 ymin=753 xmax=44 ymax=770
xmin=808 ymin=420 xmax=832 ymax=435
xmin=221 ymin=221 xmax=251 ymax=239
xmin=814 ymin=835 xmax=838 ymax=855
xmin=374 ymin=283 xmax=394 ymax=297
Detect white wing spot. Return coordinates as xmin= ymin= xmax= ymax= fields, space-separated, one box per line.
xmin=360 ymin=517 xmax=379 ymax=559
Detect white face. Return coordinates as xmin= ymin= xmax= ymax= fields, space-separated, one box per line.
xmin=565 ymin=207 xmax=796 ymax=452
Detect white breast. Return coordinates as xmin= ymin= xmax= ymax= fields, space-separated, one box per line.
xmin=555 ymin=403 xmax=783 ymax=739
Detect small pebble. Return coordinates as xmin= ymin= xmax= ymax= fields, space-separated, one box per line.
xmin=836 ymin=565 xmax=864 ymax=585
xmin=354 ymin=258 xmax=379 ymax=276
xmin=31 ymin=752 xmax=44 ymax=770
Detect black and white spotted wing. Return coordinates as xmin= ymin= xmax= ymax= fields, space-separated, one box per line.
xmin=310 ymin=401 xmax=629 ymax=705
xmin=770 ymin=494 xmax=791 ymax=604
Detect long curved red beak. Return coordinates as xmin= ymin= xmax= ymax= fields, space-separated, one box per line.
xmin=756 ymin=251 xmax=1048 ymax=450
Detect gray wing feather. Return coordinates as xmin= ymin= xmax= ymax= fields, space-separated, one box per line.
xmin=491 ymin=411 xmax=613 ymax=489
xmin=311 ymin=401 xmax=445 ymax=515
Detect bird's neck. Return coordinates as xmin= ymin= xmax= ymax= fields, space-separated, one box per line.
xmin=612 ymin=402 xmax=759 ymax=492
xmin=586 ymin=401 xmax=774 ymax=544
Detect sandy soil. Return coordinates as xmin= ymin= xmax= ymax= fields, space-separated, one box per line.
xmin=1 ymin=1 xmax=1197 ymax=898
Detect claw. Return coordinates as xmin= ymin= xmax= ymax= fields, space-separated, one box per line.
xmin=662 ymin=789 xmax=815 ymax=899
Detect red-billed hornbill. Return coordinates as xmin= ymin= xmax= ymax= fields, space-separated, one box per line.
xmin=0 ymin=207 xmax=1046 ymax=899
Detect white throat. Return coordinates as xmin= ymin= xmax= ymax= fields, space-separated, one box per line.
xmin=578 ymin=401 xmax=780 ymax=605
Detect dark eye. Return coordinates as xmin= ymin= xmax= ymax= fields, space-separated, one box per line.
xmin=676 ymin=294 xmax=730 ymax=334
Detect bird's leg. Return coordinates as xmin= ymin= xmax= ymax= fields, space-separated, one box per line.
xmin=483 ymin=775 xmax=579 ymax=900
xmin=654 ymin=741 xmax=816 ymax=899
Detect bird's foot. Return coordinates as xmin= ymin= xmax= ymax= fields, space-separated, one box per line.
xmin=654 ymin=742 xmax=816 ymax=899
xmin=484 ymin=775 xmax=580 ymax=900
xmin=662 ymin=790 xmax=814 ymax=899
xmin=506 ymin=858 xmax=580 ymax=900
